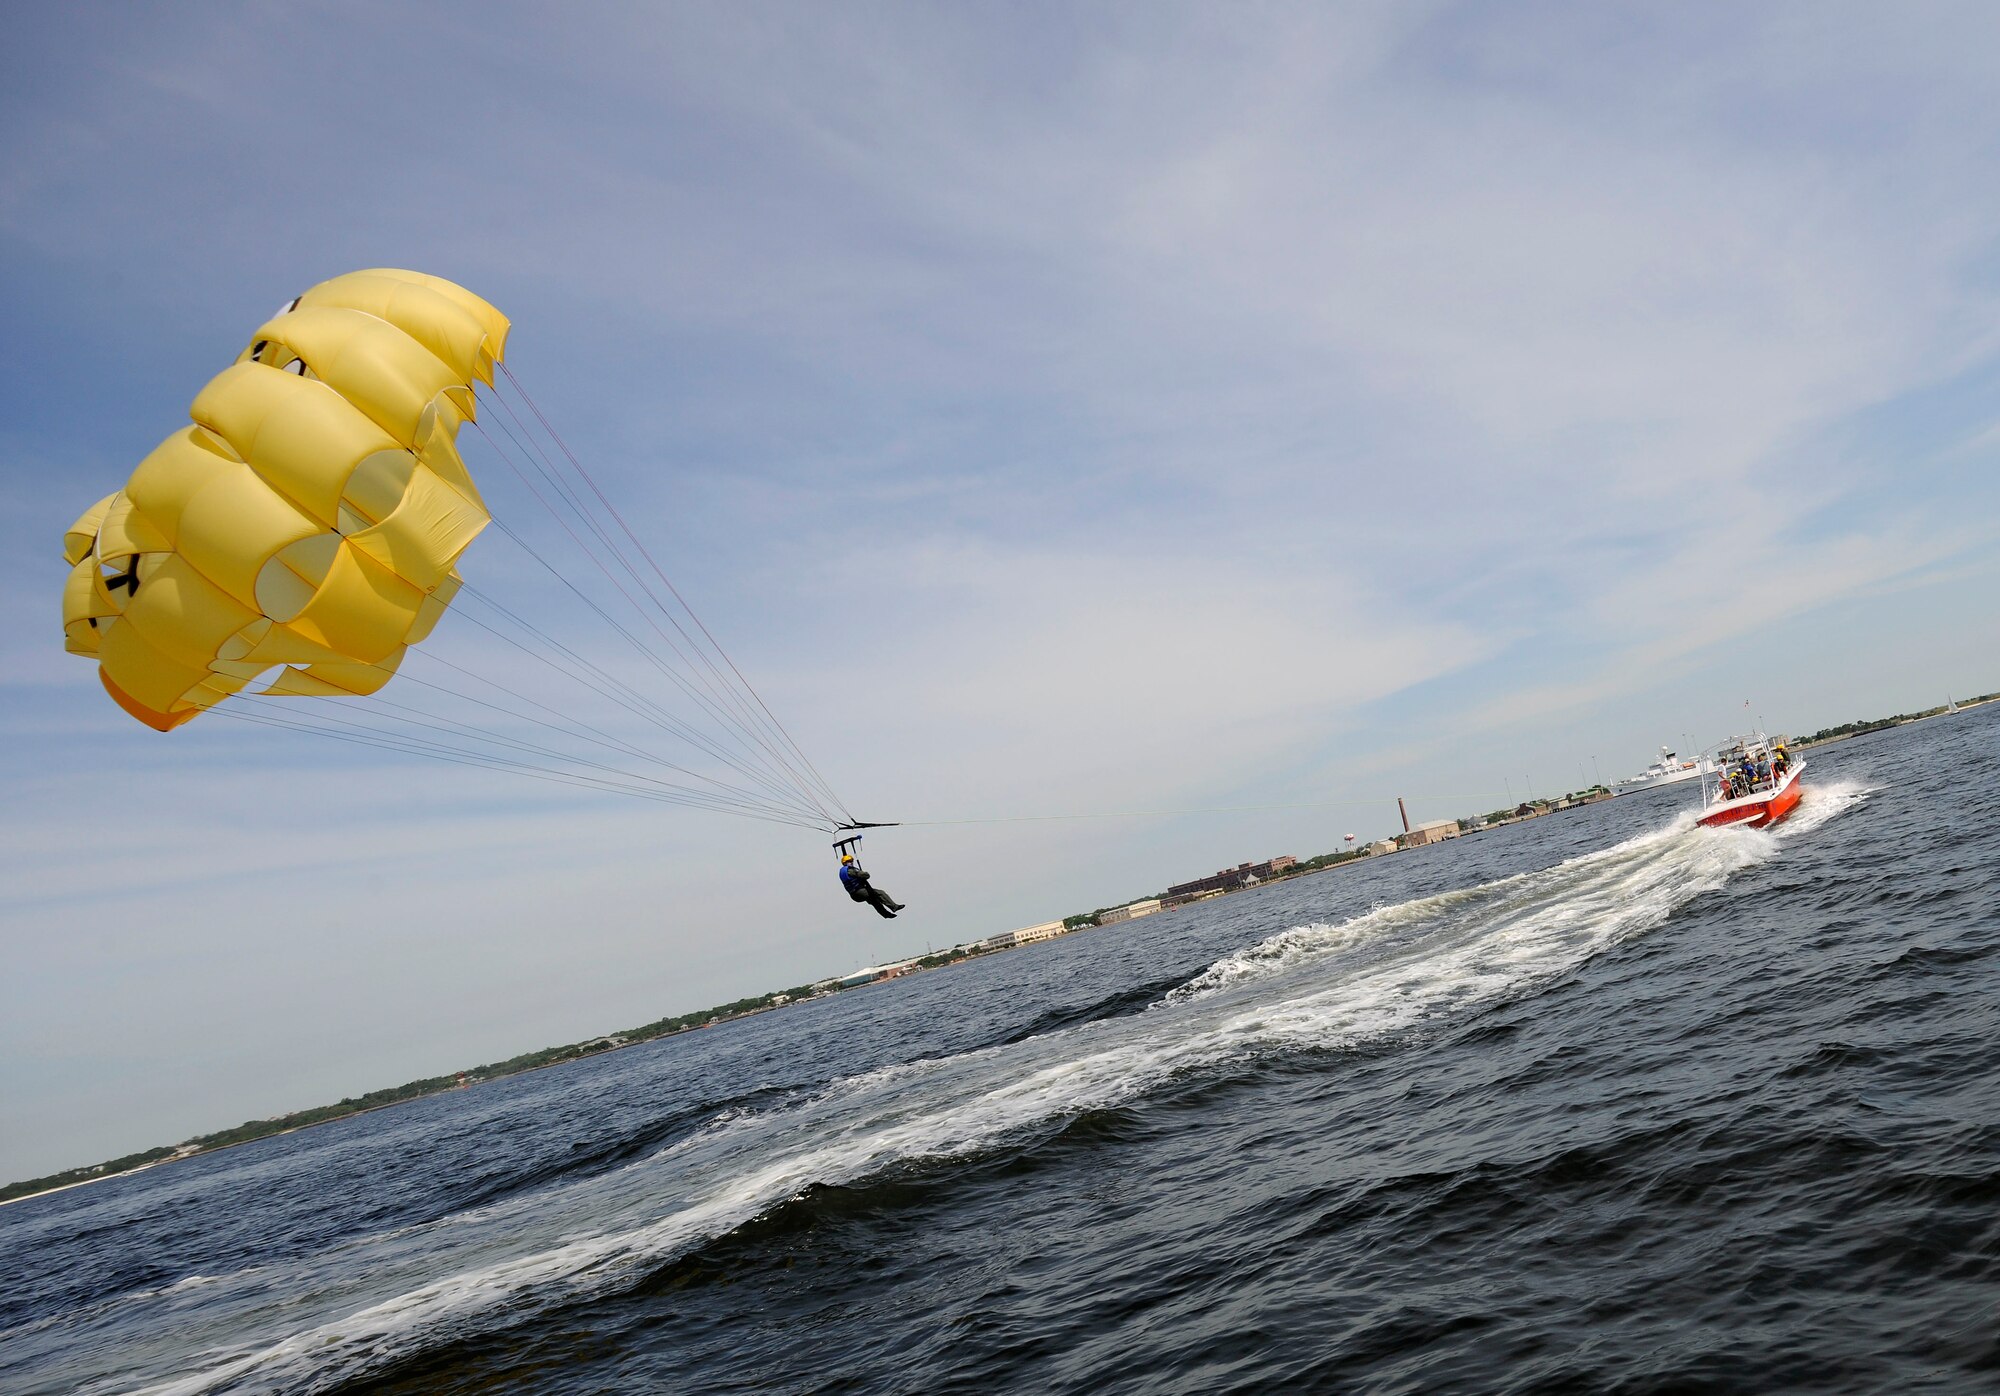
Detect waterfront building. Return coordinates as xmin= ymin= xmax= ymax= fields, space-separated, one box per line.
xmin=979 ymin=921 xmax=1063 ymax=950
xmin=1400 ymin=819 xmax=1461 ymax=848
xmin=1166 ymin=856 xmax=1297 ymax=899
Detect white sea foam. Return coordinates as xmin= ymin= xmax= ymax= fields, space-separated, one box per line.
xmin=158 ymin=1275 xmax=223 ymax=1294
xmin=121 ymin=794 xmax=1866 ymax=1396
xmin=1774 ymin=777 xmax=1871 ymax=835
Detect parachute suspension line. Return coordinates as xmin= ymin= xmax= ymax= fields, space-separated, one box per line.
xmin=401 ymin=651 xmax=800 ymax=812
xmin=435 ymin=597 xmax=827 ymax=823
xmin=466 ymin=500 xmax=822 ymax=820
xmin=465 ymin=418 xmax=840 ymax=827
xmin=451 ymin=569 xmax=826 ymax=823
xmin=253 ymin=546 xmax=821 ymax=823
xmin=484 ymin=370 xmax=830 ymax=797
xmin=235 ymin=689 xmax=815 ymax=823
xmin=467 ymin=420 xmax=794 ymax=777
xmin=246 ymin=696 xmax=770 ymax=818
xmin=458 ymin=525 xmax=821 ymax=817
xmin=496 ymin=364 xmax=857 ymax=827
xmin=471 ymin=401 xmax=840 ymax=824
xmin=472 ymin=396 xmax=787 ymax=759
xmin=236 ymin=692 xmax=792 ymax=819
xmin=212 ymin=707 xmax=827 ymax=828
xmin=399 ymin=657 xmax=685 ymax=771
xmin=339 ymin=684 xmax=802 ymax=822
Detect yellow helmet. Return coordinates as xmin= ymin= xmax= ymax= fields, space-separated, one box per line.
xmin=841 ymin=853 xmax=855 ymax=864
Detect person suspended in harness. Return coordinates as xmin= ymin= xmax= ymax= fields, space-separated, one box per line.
xmin=839 ymin=853 xmax=905 ymax=919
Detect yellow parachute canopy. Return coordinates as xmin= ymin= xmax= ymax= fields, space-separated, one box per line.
xmin=61 ymin=269 xmax=508 ymax=731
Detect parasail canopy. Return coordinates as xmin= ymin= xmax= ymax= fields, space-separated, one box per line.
xmin=59 ymin=269 xmax=865 ymax=833
xmin=61 ymin=269 xmax=508 ymax=730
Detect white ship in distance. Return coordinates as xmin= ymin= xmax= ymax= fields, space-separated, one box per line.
xmin=1612 ymin=746 xmax=1708 ymax=793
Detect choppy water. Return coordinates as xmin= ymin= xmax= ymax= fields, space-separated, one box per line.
xmin=6 ymin=708 xmax=1998 ymax=1395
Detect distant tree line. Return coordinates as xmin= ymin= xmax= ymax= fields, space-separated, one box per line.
xmin=1 ymin=1145 xmax=181 ymax=1205
xmin=1285 ymin=847 xmax=1370 ymax=875
xmin=1801 ymin=692 xmax=1995 ymax=745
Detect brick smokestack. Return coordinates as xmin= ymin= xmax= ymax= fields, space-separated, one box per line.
xmin=1398 ymin=797 xmax=1410 ymax=833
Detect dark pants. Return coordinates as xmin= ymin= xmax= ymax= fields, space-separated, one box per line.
xmin=847 ymin=884 xmax=903 ymax=918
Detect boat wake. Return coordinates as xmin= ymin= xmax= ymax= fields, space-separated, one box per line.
xmin=1775 ymin=777 xmax=1869 ymax=834
xmin=113 ymin=792 xmax=1867 ymax=1396
xmin=1168 ymin=785 xmax=1865 ymax=1006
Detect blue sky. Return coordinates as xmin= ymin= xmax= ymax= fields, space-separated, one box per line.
xmin=5 ymin=2 xmax=2000 ymax=1181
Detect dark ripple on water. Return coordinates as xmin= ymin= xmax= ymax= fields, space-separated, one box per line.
xmin=5 ymin=708 xmax=2000 ymax=1395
